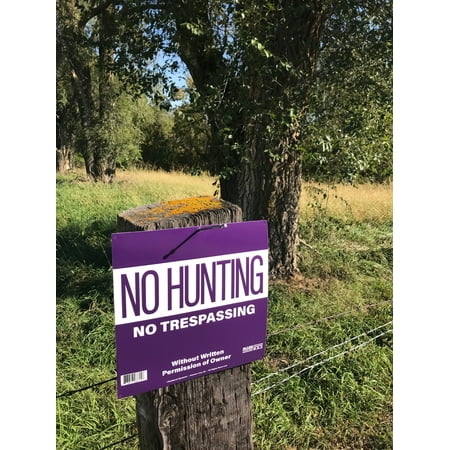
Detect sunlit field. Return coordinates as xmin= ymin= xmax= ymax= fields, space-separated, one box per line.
xmin=62 ymin=168 xmax=392 ymax=223
xmin=116 ymin=168 xmax=217 ymax=197
xmin=301 ymin=182 xmax=392 ymax=222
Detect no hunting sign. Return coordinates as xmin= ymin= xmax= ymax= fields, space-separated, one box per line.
xmin=112 ymin=220 xmax=268 ymax=398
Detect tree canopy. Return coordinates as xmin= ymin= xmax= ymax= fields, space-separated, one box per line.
xmin=56 ymin=0 xmax=392 ymax=278
xmin=303 ymin=0 xmax=392 ymax=182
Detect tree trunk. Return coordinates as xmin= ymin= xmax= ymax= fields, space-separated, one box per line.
xmin=220 ymin=132 xmax=302 ymax=280
xmin=92 ymin=153 xmax=117 ymax=183
xmin=266 ymin=143 xmax=302 ymax=279
xmin=62 ymin=2 xmax=118 ymax=183
xmin=88 ymin=5 xmax=118 ymax=184
xmin=70 ymin=62 xmax=97 ymax=180
xmin=56 ymin=146 xmax=73 ymax=173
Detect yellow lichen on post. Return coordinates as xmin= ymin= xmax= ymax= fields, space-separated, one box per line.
xmin=149 ymin=196 xmax=223 ymax=219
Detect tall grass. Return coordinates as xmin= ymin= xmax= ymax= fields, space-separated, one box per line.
xmin=56 ymin=168 xmax=392 ymax=449
xmin=301 ymin=182 xmax=393 ymax=222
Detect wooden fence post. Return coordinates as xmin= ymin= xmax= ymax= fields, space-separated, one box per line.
xmin=117 ymin=196 xmax=254 ymax=450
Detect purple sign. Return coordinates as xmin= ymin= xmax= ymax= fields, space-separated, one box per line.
xmin=112 ymin=220 xmax=268 ymax=398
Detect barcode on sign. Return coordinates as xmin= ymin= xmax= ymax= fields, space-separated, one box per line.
xmin=120 ymin=370 xmax=148 ymax=386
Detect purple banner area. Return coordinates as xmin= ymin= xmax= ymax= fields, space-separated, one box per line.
xmin=112 ymin=220 xmax=269 ymax=398
xmin=112 ymin=220 xmax=268 ymax=268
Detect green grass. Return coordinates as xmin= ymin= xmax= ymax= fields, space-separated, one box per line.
xmin=56 ymin=169 xmax=392 ymax=449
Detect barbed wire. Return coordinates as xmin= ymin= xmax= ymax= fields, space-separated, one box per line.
xmin=252 ymin=327 xmax=392 ymax=396
xmin=268 ymin=299 xmax=392 ymax=337
xmin=99 ymin=433 xmax=139 ymax=449
xmin=255 ymin=321 xmax=392 ymax=386
xmin=56 ymin=376 xmax=116 ymax=399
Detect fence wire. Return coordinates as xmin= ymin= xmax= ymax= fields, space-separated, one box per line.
xmin=251 ymin=322 xmax=392 ymax=396
xmin=56 ymin=376 xmax=116 ymax=399
xmin=99 ymin=433 xmax=139 ymax=449
xmin=255 ymin=321 xmax=392 ymax=386
xmin=268 ymin=299 xmax=392 ymax=337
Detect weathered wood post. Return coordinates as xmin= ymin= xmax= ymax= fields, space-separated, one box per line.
xmin=117 ymin=196 xmax=254 ymax=450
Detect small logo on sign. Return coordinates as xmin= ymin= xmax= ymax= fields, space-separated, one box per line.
xmin=242 ymin=343 xmax=264 ymax=353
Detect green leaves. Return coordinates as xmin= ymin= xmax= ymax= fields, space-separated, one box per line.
xmin=303 ymin=0 xmax=393 ymax=183
xmin=250 ymin=37 xmax=273 ymax=58
xmin=181 ymin=21 xmax=204 ymax=36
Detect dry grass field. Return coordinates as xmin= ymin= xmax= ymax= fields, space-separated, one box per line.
xmin=301 ymin=182 xmax=393 ymax=222
xmin=115 ymin=168 xmax=393 ymax=222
